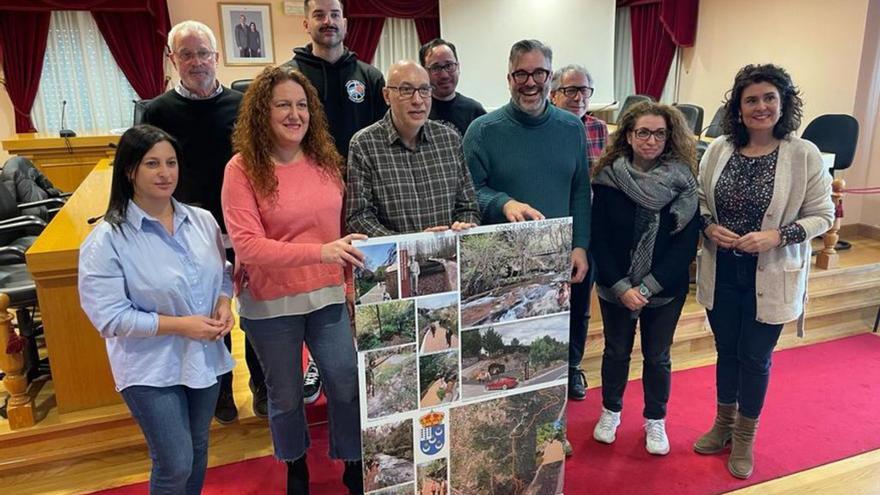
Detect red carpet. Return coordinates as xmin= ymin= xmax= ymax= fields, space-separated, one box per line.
xmin=93 ymin=333 xmax=880 ymax=494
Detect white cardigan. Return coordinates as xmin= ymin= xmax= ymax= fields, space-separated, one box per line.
xmin=696 ymin=135 xmax=834 ymax=334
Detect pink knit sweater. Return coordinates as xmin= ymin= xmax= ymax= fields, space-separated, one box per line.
xmin=222 ymin=153 xmax=347 ymax=300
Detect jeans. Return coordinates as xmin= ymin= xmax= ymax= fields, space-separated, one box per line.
xmin=598 ymin=294 xmax=686 ymax=419
xmin=241 ymin=303 xmax=361 ymax=461
xmin=707 ymin=250 xmax=784 ymax=419
xmin=569 ymin=261 xmax=595 ymax=369
xmin=121 ymin=382 xmax=220 ymax=495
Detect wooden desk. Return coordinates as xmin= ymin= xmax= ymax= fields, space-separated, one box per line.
xmin=26 ymin=159 xmax=120 ymax=413
xmin=1 ymin=133 xmax=118 ymax=193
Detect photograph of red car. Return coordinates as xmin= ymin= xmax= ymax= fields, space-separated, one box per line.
xmin=485 ymin=376 xmax=518 ymax=391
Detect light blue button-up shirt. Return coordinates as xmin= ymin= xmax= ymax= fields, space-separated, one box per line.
xmin=79 ymin=199 xmax=235 ymax=391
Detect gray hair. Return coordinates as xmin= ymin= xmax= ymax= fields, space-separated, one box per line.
xmin=550 ymin=64 xmax=594 ymax=91
xmin=508 ymin=39 xmax=552 ymax=72
xmin=167 ymin=20 xmax=218 ymax=53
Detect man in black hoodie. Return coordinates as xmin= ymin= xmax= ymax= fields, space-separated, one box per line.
xmin=284 ymin=0 xmax=387 ymax=158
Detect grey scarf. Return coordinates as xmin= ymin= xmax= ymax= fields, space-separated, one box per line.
xmin=593 ymin=156 xmax=698 ymax=286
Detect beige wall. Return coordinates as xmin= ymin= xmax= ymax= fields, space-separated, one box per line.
xmin=677 ymin=0 xmax=876 ymax=225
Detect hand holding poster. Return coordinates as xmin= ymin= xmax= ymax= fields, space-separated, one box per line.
xmin=354 ymin=218 xmax=572 ymax=495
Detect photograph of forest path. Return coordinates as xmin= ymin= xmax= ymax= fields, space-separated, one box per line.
xmin=418 ymin=458 xmax=449 ymax=495
xmin=356 ymin=299 xmax=416 ymax=352
xmin=356 ymin=242 xmax=399 ymax=304
xmin=459 ymin=314 xmax=568 ymax=400
xmin=419 ymin=350 xmax=460 ymax=408
xmin=400 ymin=235 xmax=459 ymax=298
xmin=365 ymin=345 xmax=419 ymax=419
xmin=417 ymin=293 xmax=459 ymax=354
xmin=363 ymin=419 xmax=415 ymax=492
xmin=449 ymin=385 xmax=566 ymax=495
xmin=459 ymin=221 xmax=572 ymax=328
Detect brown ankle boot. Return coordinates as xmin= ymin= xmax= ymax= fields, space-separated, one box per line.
xmin=693 ymin=403 xmax=736 ymax=454
xmin=728 ymin=414 xmax=759 ymax=479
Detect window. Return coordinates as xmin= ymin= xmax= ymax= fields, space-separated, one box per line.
xmin=373 ymin=18 xmax=421 ymax=77
xmin=31 ymin=11 xmax=140 ymax=134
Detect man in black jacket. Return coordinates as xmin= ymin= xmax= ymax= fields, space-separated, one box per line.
xmin=284 ymin=0 xmax=387 ymax=158
xmin=141 ymin=20 xmax=267 ymax=424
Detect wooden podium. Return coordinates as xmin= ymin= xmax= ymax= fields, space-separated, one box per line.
xmin=1 ymin=133 xmax=119 ymax=193
xmin=26 ymin=159 xmax=121 ymax=413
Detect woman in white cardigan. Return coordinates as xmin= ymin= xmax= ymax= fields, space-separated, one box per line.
xmin=693 ymin=64 xmax=834 ymax=480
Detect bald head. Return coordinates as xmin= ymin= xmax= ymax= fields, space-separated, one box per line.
xmin=383 ymin=61 xmax=432 ymax=142
xmin=386 ymin=61 xmax=430 ymax=87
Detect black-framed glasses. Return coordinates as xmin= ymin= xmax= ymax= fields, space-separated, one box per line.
xmin=427 ymin=62 xmax=458 ymax=74
xmin=174 ymin=49 xmax=215 ymax=62
xmin=386 ymin=85 xmax=433 ymax=99
xmin=557 ymin=86 xmax=594 ymax=99
xmin=632 ymin=128 xmax=669 ymax=141
xmin=510 ymin=69 xmax=551 ymax=84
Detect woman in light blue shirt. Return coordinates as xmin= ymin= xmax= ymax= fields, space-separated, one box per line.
xmin=79 ymin=125 xmax=235 ymax=495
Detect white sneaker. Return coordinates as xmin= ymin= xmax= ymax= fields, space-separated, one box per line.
xmin=593 ymin=407 xmax=621 ymax=444
xmin=645 ymin=418 xmax=670 ymax=455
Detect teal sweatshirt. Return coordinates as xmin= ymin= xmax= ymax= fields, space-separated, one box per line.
xmin=463 ymin=101 xmax=591 ymax=249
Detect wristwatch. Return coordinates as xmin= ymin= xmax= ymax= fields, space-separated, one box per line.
xmin=638 ymin=284 xmax=652 ymax=298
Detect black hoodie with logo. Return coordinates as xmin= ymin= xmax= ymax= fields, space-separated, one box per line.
xmin=284 ymin=44 xmax=387 ymax=157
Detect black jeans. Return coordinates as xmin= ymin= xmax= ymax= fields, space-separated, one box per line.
xmin=569 ymin=261 xmax=594 ymax=369
xmin=599 ymin=294 xmax=686 ymax=419
xmin=219 ymin=248 xmax=266 ymax=394
xmin=707 ymin=251 xmax=783 ymax=419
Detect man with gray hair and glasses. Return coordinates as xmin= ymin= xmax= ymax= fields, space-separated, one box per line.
xmin=549 ymin=63 xmax=609 ymax=402
xmin=346 ymin=60 xmax=480 ymax=236
xmin=464 ymin=40 xmax=592 ymax=431
xmin=141 ymin=20 xmax=267 ymax=424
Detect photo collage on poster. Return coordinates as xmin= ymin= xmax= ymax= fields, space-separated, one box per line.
xmin=354 ymin=218 xmax=572 ymax=495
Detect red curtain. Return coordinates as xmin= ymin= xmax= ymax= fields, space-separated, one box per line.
xmin=0 ymin=0 xmax=170 ymax=130
xmin=0 ymin=11 xmax=50 ymax=132
xmin=344 ymin=0 xmax=439 ymax=63
xmin=659 ymin=0 xmax=699 ymax=46
xmin=93 ymin=11 xmax=168 ymax=99
xmin=631 ymin=2 xmax=677 ymax=100
xmin=346 ymin=18 xmax=386 ymax=66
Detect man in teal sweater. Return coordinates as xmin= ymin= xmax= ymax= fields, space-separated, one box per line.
xmin=463 ymin=39 xmax=592 ymax=419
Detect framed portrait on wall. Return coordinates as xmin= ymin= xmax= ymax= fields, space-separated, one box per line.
xmin=218 ymin=3 xmax=275 ymax=66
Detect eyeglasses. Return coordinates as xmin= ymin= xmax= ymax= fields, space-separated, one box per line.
xmin=386 ymin=85 xmax=433 ymax=99
xmin=632 ymin=128 xmax=669 ymax=141
xmin=427 ymin=62 xmax=459 ymax=74
xmin=557 ymin=86 xmax=594 ymax=99
xmin=510 ymin=69 xmax=551 ymax=84
xmin=174 ymin=50 xmax=215 ymax=62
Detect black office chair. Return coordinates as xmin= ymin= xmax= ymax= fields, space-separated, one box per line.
xmin=231 ymin=79 xmax=253 ymax=93
xmin=1 ymin=157 xmax=69 ymax=222
xmin=704 ymin=106 xmax=726 ymax=139
xmin=801 ymin=114 xmax=860 ymax=250
xmin=673 ymin=103 xmax=704 ymax=135
xmin=617 ymin=94 xmax=654 ymax=123
xmin=132 ymin=98 xmax=152 ymax=126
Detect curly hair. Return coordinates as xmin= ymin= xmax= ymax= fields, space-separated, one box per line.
xmin=720 ymin=64 xmax=804 ymax=148
xmin=232 ymin=65 xmax=343 ymax=200
xmin=593 ymin=101 xmax=697 ymax=176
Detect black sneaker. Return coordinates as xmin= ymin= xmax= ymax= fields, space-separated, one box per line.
xmin=568 ymin=368 xmax=587 ymax=401
xmin=303 ymin=358 xmax=322 ymax=405
xmin=214 ymin=389 xmax=238 ymax=424
xmin=342 ymin=460 xmax=364 ymax=495
xmin=250 ymin=379 xmax=268 ymax=418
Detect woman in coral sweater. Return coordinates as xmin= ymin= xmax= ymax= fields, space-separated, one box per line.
xmin=221 ymin=66 xmax=365 ymax=495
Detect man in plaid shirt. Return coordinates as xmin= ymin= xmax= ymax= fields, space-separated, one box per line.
xmin=548 ymin=64 xmax=609 ymax=402
xmin=345 ymin=61 xmax=480 ymax=236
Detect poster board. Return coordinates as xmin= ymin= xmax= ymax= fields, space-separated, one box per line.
xmin=354 ymin=218 xmax=572 ymax=494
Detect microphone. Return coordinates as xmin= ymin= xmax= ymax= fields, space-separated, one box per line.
xmin=60 ymin=100 xmax=76 ymax=138
xmin=588 ymin=100 xmax=618 ymax=116
xmin=87 ymin=214 xmax=104 ymax=225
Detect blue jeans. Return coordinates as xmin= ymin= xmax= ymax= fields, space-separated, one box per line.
xmin=241 ymin=303 xmax=361 ymax=461
xmin=707 ymin=251 xmax=784 ymax=419
xmin=121 ymin=382 xmax=220 ymax=495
